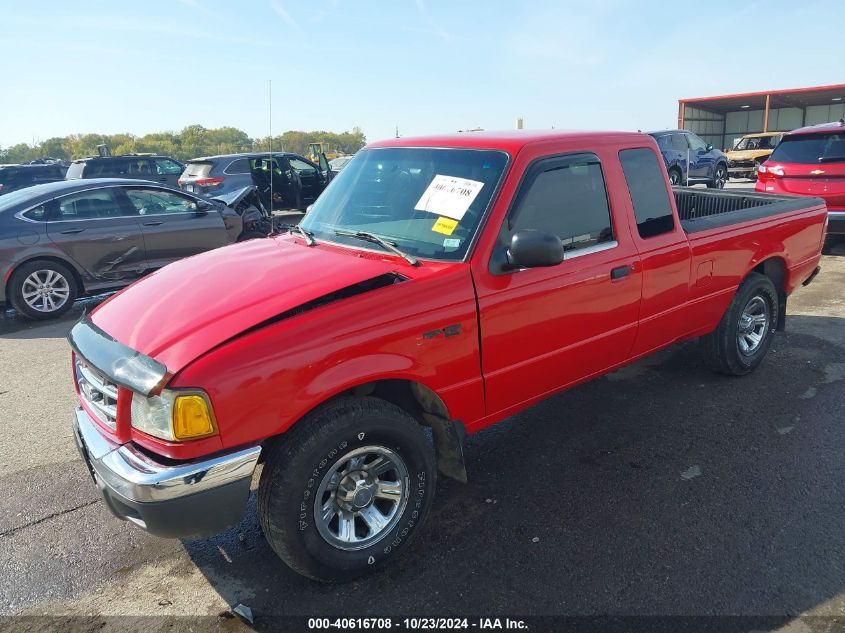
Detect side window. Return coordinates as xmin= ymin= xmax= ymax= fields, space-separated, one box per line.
xmin=502 ymin=153 xmax=614 ymax=253
xmin=57 ymin=189 xmax=131 ymax=220
xmin=656 ymin=136 xmax=670 ymax=150
xmin=671 ymin=134 xmax=689 ymax=151
xmin=155 ymin=159 xmax=183 ymax=175
xmin=125 ymin=188 xmax=198 ymax=215
xmin=288 ymin=157 xmax=317 ymax=175
xmin=23 ymin=204 xmax=49 ymax=221
xmin=128 ymin=159 xmax=154 ymax=177
xmin=687 ymin=134 xmax=707 ymax=151
xmin=619 ymin=148 xmax=676 ymax=239
xmin=224 ymin=158 xmax=250 ymax=174
xmin=91 ymin=160 xmax=128 ymax=177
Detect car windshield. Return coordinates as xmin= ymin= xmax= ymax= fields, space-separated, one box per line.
xmin=769 ymin=133 xmax=845 ymax=164
xmin=300 ymin=147 xmax=508 ymax=261
xmin=735 ymin=136 xmax=779 ymax=150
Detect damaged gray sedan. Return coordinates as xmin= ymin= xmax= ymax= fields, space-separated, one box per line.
xmin=0 ymin=179 xmax=272 ymax=319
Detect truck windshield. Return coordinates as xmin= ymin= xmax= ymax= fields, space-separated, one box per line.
xmin=735 ymin=136 xmax=779 ymax=150
xmin=299 ymin=147 xmax=508 ymax=261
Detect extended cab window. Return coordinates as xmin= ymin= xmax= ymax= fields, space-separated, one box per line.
xmin=501 ymin=153 xmax=613 ymax=253
xmin=619 ymin=148 xmax=675 ymax=238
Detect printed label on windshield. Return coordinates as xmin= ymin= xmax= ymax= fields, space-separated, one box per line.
xmin=414 ymin=174 xmax=484 ymax=221
xmin=431 ymin=216 xmax=459 ymax=235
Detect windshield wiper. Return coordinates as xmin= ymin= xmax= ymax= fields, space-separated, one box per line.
xmin=334 ymin=229 xmax=419 ymax=266
xmin=278 ymin=223 xmax=316 ymax=246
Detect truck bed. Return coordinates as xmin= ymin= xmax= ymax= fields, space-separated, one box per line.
xmin=673 ymin=187 xmax=824 ymax=233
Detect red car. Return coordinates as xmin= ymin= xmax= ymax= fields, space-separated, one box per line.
xmin=757 ymin=120 xmax=845 ymax=240
xmin=68 ymin=130 xmax=827 ymax=581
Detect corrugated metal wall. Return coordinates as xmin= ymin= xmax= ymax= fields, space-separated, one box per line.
xmin=684 ymin=101 xmax=845 ymax=151
xmin=683 ymin=106 xmax=724 ymax=149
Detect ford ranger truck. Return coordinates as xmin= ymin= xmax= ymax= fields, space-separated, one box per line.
xmin=69 ymin=131 xmax=827 ymax=582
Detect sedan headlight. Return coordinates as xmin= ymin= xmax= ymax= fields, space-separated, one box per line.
xmin=130 ymin=389 xmax=217 ymax=441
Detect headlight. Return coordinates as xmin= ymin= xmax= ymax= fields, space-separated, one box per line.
xmin=130 ymin=389 xmax=217 ymax=441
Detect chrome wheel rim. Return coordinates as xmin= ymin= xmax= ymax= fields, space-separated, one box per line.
xmin=670 ymin=171 xmax=680 ymax=185
xmin=714 ymin=167 xmax=726 ymax=188
xmin=314 ymin=445 xmax=409 ymax=551
xmin=21 ymin=269 xmax=70 ymax=313
xmin=737 ymin=295 xmax=769 ymax=356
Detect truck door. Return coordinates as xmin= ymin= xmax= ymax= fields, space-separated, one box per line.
xmin=473 ymin=152 xmax=642 ymax=416
xmin=287 ymin=155 xmax=325 ymax=208
xmin=617 ymin=147 xmax=692 ymax=355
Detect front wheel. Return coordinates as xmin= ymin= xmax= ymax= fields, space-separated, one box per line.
xmin=668 ymin=168 xmax=682 ymax=186
xmin=258 ymin=397 xmax=437 ymax=582
xmin=707 ymin=164 xmax=727 ymax=188
xmin=700 ymin=272 xmax=778 ymax=376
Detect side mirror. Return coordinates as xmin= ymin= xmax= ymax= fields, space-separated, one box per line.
xmin=196 ymin=199 xmax=215 ymax=214
xmin=506 ymin=230 xmax=563 ymax=269
xmin=705 ymin=144 xmax=714 ymax=152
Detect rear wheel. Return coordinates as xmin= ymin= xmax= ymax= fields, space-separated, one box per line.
xmin=9 ymin=260 xmax=78 ymax=320
xmin=258 ymin=397 xmax=437 ymax=582
xmin=707 ymin=164 xmax=727 ymax=188
xmin=701 ymin=272 xmax=778 ymax=376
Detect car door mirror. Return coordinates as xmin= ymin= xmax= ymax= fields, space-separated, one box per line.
xmin=705 ymin=144 xmax=713 ymax=152
xmin=506 ymin=230 xmax=564 ymax=269
xmin=195 ymin=199 xmax=215 ymax=214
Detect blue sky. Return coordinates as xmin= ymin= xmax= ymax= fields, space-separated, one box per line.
xmin=0 ymin=0 xmax=840 ymax=147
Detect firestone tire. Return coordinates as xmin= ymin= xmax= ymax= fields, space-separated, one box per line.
xmin=701 ymin=272 xmax=778 ymax=376
xmin=258 ymin=396 xmax=437 ymax=582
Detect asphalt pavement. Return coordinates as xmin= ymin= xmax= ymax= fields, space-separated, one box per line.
xmin=0 ymin=243 xmax=843 ymax=631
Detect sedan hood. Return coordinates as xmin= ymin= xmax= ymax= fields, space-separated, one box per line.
xmin=90 ymin=237 xmax=404 ymax=373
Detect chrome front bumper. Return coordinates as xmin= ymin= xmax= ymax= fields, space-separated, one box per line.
xmin=74 ymin=406 xmax=261 ymax=539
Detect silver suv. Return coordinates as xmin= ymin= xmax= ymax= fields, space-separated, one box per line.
xmin=178 ymin=152 xmax=330 ymax=211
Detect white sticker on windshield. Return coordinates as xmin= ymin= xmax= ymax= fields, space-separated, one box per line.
xmin=414 ymin=174 xmax=484 ymax=221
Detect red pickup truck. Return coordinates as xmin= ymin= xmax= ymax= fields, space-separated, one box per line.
xmin=69 ymin=130 xmax=827 ymax=581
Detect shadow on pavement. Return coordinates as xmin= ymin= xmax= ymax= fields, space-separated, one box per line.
xmin=0 ymin=294 xmax=110 ymax=339
xmin=183 ymin=315 xmax=845 ymax=626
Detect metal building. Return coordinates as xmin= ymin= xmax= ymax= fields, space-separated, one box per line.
xmin=678 ymin=83 xmax=845 ymax=151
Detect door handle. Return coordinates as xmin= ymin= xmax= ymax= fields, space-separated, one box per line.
xmin=60 ymin=228 xmax=85 ymax=234
xmin=143 ymin=221 xmax=164 ymax=226
xmin=611 ymin=265 xmax=631 ymax=280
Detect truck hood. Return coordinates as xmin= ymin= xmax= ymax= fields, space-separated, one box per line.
xmin=726 ymin=149 xmax=771 ymax=162
xmin=90 ymin=236 xmax=405 ymax=374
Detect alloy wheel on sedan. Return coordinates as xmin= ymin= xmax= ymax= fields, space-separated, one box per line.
xmin=22 ymin=269 xmax=71 ymax=313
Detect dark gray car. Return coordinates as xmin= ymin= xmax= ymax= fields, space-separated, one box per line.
xmin=0 ymin=179 xmax=270 ymax=319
